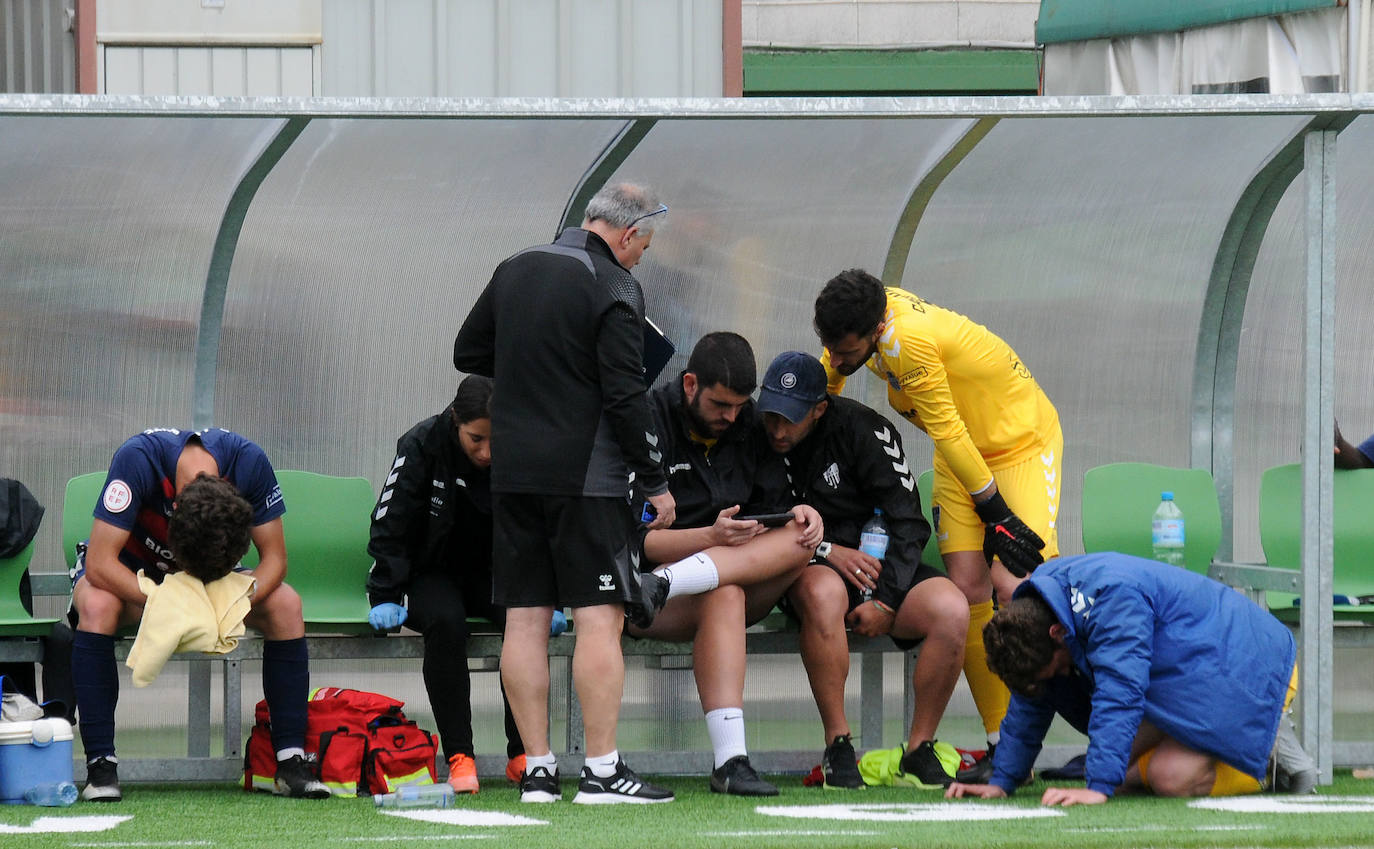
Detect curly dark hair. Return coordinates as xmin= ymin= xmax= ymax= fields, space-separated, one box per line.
xmin=983 ymin=592 xmax=1061 ymax=698
xmin=813 ymin=268 xmax=887 ymax=346
xmin=168 ymin=474 xmax=253 ymax=583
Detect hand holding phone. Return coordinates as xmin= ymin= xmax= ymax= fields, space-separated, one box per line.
xmin=735 ymin=511 xmax=794 ymax=528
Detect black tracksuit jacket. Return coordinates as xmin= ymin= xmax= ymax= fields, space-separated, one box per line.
xmin=453 ymin=227 xmax=668 ymax=499
xmin=753 ymin=396 xmax=933 ymax=611
xmin=365 ymin=411 xmax=491 ymax=607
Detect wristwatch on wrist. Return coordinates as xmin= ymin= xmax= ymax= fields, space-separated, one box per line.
xmin=815 ymin=541 xmax=832 ymax=560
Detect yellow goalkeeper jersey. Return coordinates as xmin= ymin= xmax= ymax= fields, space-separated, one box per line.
xmin=824 ymin=287 xmax=1059 ymax=494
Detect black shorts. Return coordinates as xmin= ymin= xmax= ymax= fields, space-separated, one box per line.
xmin=781 ymin=558 xmax=947 ymax=652
xmin=491 ymin=493 xmax=638 ymax=609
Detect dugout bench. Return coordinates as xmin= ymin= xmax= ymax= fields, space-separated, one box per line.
xmin=0 ymin=470 xmax=923 ymax=782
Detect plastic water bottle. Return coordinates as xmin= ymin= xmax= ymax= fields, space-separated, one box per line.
xmin=1151 ymin=492 xmax=1186 ymax=567
xmin=24 ymin=781 xmax=78 ymax=807
xmin=374 ymin=783 xmax=455 ymax=808
xmin=859 ymin=509 xmax=889 ymax=602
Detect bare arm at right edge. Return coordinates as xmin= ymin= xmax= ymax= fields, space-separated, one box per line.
xmin=597 ymin=303 xmax=674 ymax=528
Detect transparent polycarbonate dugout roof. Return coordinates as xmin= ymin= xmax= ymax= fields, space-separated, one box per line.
xmin=3 ymin=93 xmax=1372 ymax=775
xmin=2 ymin=93 xmax=1368 ymax=532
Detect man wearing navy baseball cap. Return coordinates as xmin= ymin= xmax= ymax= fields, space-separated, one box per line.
xmin=755 ymin=351 xmax=971 ymax=790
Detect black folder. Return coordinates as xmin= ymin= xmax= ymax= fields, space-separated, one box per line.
xmin=643 ymin=317 xmax=675 ymax=387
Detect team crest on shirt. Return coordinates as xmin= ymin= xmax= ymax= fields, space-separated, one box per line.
xmin=102 ymin=480 xmax=133 ymax=513
xmin=822 ymin=463 xmax=840 ymax=489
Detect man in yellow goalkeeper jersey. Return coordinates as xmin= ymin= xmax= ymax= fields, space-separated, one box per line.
xmin=813 ymin=268 xmax=1063 ymax=783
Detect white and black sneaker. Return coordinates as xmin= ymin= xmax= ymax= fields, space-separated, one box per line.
xmin=273 ymin=754 xmax=330 ymax=799
xmin=519 ymin=765 xmax=562 ymax=803
xmin=572 ymin=760 xmax=673 ymax=804
xmin=626 ymin=573 xmax=670 ymax=630
xmin=82 ymin=755 xmax=121 ymax=802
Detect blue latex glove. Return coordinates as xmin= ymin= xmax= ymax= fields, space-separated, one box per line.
xmin=369 ymin=602 xmax=408 ymax=630
xmin=550 ymin=609 xmax=568 ymax=637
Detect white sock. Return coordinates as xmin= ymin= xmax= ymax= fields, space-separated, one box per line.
xmin=705 ymin=707 xmax=747 ymax=768
xmin=656 ymin=552 xmax=720 ymax=601
xmin=987 ymin=731 xmax=1000 ymax=747
xmin=526 ymin=751 xmax=558 ymax=773
xmin=275 ymin=747 xmax=305 ymax=761
xmin=585 ymin=749 xmax=620 ymax=778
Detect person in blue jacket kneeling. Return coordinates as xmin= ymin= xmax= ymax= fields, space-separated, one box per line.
xmin=946 ymin=552 xmax=1318 ymax=806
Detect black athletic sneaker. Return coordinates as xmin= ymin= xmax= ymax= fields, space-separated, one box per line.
xmin=273 ymin=754 xmax=330 ymax=799
xmin=709 ymin=755 xmax=779 ymax=797
xmin=626 ymin=572 xmax=670 ymax=629
xmin=519 ymin=764 xmax=562 ymax=803
xmin=822 ymin=734 xmax=863 ymax=790
xmin=572 ymin=760 xmax=674 ymax=804
xmin=82 ymin=755 xmax=121 ymax=802
xmin=895 ymin=740 xmax=954 ymax=789
xmin=955 ymin=742 xmax=996 ymax=784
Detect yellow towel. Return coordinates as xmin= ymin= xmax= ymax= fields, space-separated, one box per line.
xmin=126 ymin=570 xmax=256 ymax=688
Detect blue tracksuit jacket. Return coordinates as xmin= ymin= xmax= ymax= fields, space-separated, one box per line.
xmin=990 ymin=552 xmax=1294 ymax=796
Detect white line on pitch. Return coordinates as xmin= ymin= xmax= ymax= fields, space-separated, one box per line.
xmin=703 ymin=831 xmax=880 ymax=837
xmin=337 ymin=836 xmax=495 ymax=842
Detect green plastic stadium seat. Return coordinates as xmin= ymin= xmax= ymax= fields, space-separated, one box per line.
xmin=1259 ymin=464 xmax=1374 ymax=622
xmin=1081 ymin=462 xmax=1222 ymax=576
xmin=0 ymin=539 xmax=59 ymax=637
xmin=916 ymin=469 xmax=941 ymax=568
xmin=242 ymin=470 xmax=378 ymax=635
xmin=62 ymin=472 xmax=108 ymax=573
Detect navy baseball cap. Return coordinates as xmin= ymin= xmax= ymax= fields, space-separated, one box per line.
xmin=758 ymin=351 xmax=828 ymax=423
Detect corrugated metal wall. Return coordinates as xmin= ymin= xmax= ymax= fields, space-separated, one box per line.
xmin=0 ymin=0 xmax=75 ymax=93
xmin=95 ymin=0 xmax=321 ymax=95
xmin=320 ymin=0 xmax=725 ymax=96
xmin=102 ymin=46 xmax=318 ymax=96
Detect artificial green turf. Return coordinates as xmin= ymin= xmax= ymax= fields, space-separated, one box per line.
xmin=2 ymin=774 xmax=1373 ymax=849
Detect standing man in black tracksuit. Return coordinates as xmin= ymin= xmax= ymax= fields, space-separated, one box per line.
xmin=453 ymin=182 xmax=677 ymax=805
xmin=625 ymin=332 xmax=822 ymax=798
xmin=366 ymin=375 xmax=545 ymax=795
xmin=754 ymin=351 xmax=970 ymax=791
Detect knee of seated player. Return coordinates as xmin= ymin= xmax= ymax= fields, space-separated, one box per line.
xmin=698 ymin=583 xmax=746 ymax=617
xmin=416 ymin=608 xmax=471 ymax=644
xmin=788 ymin=566 xmax=848 ymax=622
xmin=245 ymin=581 xmax=304 ymax=637
xmin=896 ymin=578 xmax=969 ymax=644
xmin=72 ymin=579 xmax=126 ymax=634
xmin=755 ymin=525 xmax=815 ymax=570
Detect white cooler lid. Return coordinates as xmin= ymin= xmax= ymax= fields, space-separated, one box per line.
xmin=0 ymin=718 xmax=74 ymax=746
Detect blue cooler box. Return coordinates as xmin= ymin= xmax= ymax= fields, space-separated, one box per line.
xmin=0 ymin=718 xmax=75 ymax=804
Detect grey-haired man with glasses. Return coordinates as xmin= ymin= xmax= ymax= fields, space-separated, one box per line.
xmin=454 ymin=182 xmax=677 ymax=804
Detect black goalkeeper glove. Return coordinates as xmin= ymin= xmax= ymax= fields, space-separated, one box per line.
xmin=974 ymin=491 xmax=1046 ymax=578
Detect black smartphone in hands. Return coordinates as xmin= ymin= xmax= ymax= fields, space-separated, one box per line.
xmin=735 ymin=511 xmax=795 ymax=528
